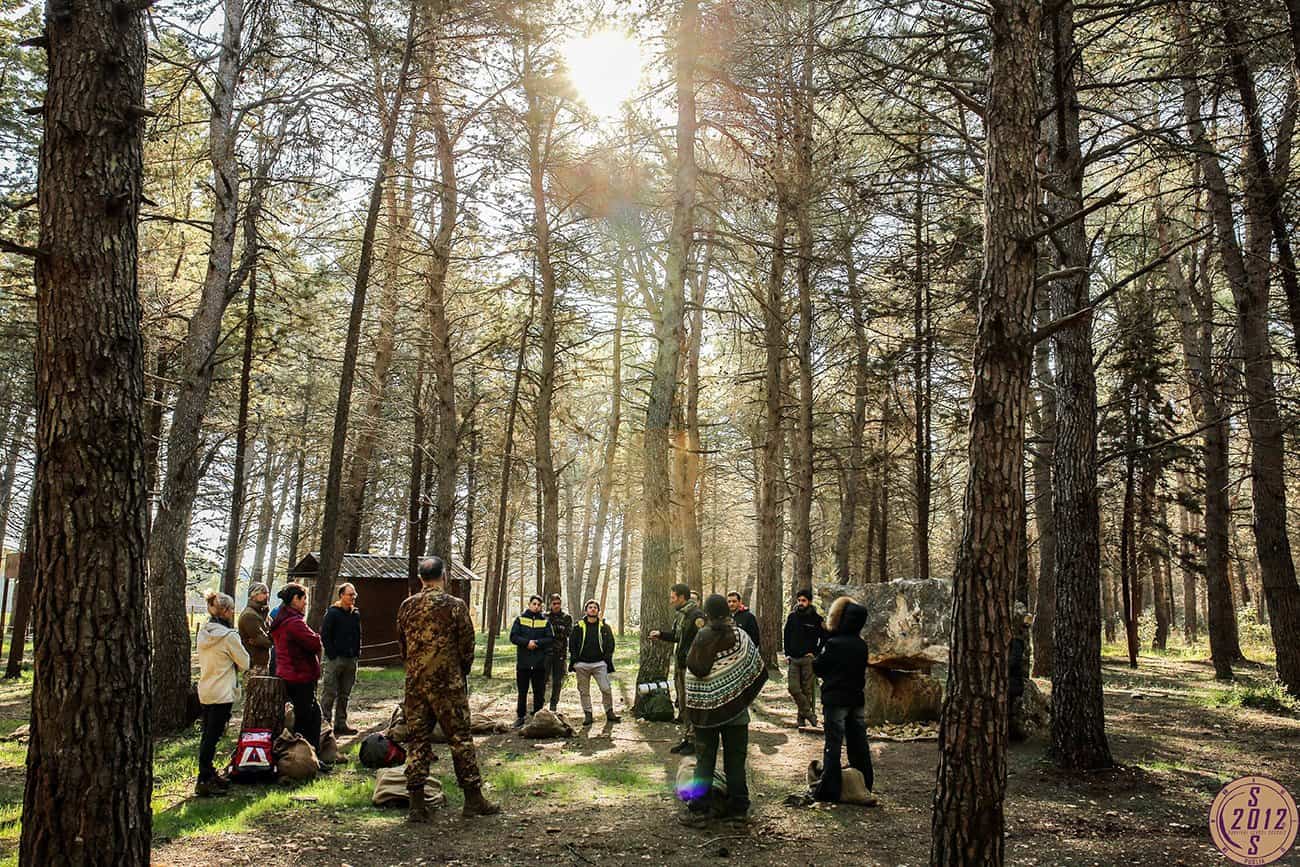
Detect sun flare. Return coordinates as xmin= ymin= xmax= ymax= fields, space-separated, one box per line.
xmin=561 ymin=30 xmax=645 ymax=118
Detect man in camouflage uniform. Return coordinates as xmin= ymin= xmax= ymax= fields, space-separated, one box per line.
xmin=545 ymin=593 xmax=573 ymax=712
xmin=397 ymin=556 xmax=501 ymax=822
xmin=650 ymin=583 xmax=705 ymax=755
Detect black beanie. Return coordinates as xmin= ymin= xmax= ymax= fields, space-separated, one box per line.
xmin=703 ymin=594 xmax=729 ymax=621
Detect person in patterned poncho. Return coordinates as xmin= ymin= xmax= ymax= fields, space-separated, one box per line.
xmin=680 ymin=594 xmax=769 ymax=825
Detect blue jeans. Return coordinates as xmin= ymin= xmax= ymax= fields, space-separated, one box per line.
xmin=817 ymin=703 xmax=872 ymax=801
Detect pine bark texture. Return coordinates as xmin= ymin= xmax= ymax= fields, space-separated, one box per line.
xmin=22 ymin=0 xmax=154 ymax=859
xmin=929 ymin=0 xmax=1038 ymax=858
xmin=637 ymin=0 xmax=698 ymax=689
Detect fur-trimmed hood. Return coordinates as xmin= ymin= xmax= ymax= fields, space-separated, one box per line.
xmin=825 ymin=596 xmax=868 ymax=635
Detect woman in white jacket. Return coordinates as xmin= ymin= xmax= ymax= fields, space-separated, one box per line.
xmin=196 ymin=589 xmax=250 ymax=796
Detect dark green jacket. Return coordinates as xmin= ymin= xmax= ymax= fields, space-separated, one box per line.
xmin=659 ymin=599 xmax=705 ymax=668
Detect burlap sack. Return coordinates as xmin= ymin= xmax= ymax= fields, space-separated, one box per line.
xmin=674 ymin=761 xmax=728 ymax=800
xmin=317 ymin=726 xmax=339 ymax=764
xmin=273 ymin=730 xmax=318 ymax=781
xmin=372 ymin=766 xmax=447 ymax=808
xmin=518 ymin=709 xmax=575 ymax=739
xmin=806 ymin=760 xmax=874 ymax=805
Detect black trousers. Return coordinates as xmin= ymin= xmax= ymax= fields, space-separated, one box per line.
xmin=516 ymin=666 xmax=546 ymax=718
xmin=198 ymin=702 xmax=233 ymax=781
xmin=284 ymin=680 xmax=322 ymax=750
xmin=547 ymin=653 xmax=567 ymax=709
xmin=817 ymin=702 xmax=873 ymax=801
xmin=694 ymin=722 xmax=750 ymax=815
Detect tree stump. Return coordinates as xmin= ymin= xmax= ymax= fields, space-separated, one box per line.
xmin=242 ymin=676 xmax=286 ymax=733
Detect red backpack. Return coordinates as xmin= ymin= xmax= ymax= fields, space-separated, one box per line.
xmin=226 ymin=728 xmax=276 ymax=782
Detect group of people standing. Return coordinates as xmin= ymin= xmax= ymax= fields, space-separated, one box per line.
xmin=193 ymin=579 xmax=364 ymax=796
xmin=646 ymin=583 xmax=877 ymax=823
xmin=509 ymin=594 xmax=621 ymax=726
xmin=193 ymin=558 xmax=876 ymax=826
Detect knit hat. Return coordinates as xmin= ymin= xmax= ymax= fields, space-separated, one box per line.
xmin=247 ymin=582 xmax=269 ymax=599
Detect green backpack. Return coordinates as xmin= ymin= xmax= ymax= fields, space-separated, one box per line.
xmin=638 ymin=688 xmax=676 ymax=722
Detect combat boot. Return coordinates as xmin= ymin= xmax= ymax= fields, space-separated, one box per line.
xmin=605 ymin=709 xmax=621 ymax=723
xmin=407 ymin=787 xmax=432 ymax=824
xmin=462 ymin=785 xmax=501 ymax=817
xmin=583 ymin=711 xmax=594 ymax=726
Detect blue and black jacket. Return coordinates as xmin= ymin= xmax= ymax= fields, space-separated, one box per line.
xmin=509 ymin=609 xmax=554 ymax=670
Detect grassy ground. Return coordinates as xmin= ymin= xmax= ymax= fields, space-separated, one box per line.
xmin=0 ymin=626 xmax=1296 ymax=865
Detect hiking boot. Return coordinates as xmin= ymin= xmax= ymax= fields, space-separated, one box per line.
xmin=797 ymin=715 xmax=806 ymax=728
xmin=513 ymin=716 xmax=526 ymax=729
xmin=670 ymin=739 xmax=695 ymax=756
xmin=194 ymin=779 xmax=227 ymax=798
xmin=605 ymin=709 xmax=621 ymax=723
xmin=583 ymin=711 xmax=594 ymax=726
xmin=678 ymin=807 xmax=712 ymax=828
xmin=462 ymin=786 xmax=501 ymax=817
xmin=407 ymin=787 xmax=432 ymax=824
xmin=807 ymin=716 xmax=819 ymax=728
xmin=317 ymin=761 xmax=334 ymax=775
xmin=549 ymin=703 xmax=559 ymax=713
xmin=335 ymin=724 xmax=359 ymax=736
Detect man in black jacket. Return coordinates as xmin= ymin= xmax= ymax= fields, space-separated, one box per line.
xmin=727 ymin=592 xmax=760 ymax=651
xmin=783 ymin=588 xmax=825 ymax=728
xmin=509 ymin=595 xmax=554 ymax=727
xmin=812 ymin=596 xmax=875 ymax=804
xmin=545 ymin=594 xmax=573 ymax=712
xmin=320 ymin=583 xmax=361 ymax=735
xmin=569 ymin=600 xmax=619 ymax=726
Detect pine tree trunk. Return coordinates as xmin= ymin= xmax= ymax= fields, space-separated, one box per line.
xmin=242 ymin=676 xmax=286 ymax=732
xmin=4 ymin=500 xmax=34 ymax=679
xmin=22 ymin=2 xmax=153 ymax=856
xmin=791 ymin=5 xmax=816 ymax=596
xmin=584 ymin=263 xmax=625 ymax=602
xmin=222 ymin=269 xmax=258 ymax=596
xmin=0 ymin=404 xmax=31 ymax=550
xmin=485 ymin=293 xmax=532 ymax=675
xmin=636 ymin=0 xmax=698 ymax=690
xmin=313 ymin=18 xmax=417 ymax=626
xmin=250 ymin=443 xmax=278 ymax=586
xmin=1157 ymin=199 xmax=1238 ymax=676
xmin=757 ymin=182 xmax=787 ymax=668
xmin=617 ymin=515 xmax=630 ymax=636
xmin=149 ymin=0 xmax=253 ymax=731
xmin=834 ymin=237 xmax=868 ymax=583
xmin=338 ymin=110 xmax=420 ymax=553
xmin=427 ymin=80 xmax=459 ymax=564
xmin=1028 ymin=296 xmax=1056 ymax=679
xmin=930 ymin=0 xmax=1038 ymax=855
xmin=1180 ymin=9 xmax=1300 ymax=693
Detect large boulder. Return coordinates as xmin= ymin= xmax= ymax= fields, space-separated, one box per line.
xmin=863 ymin=667 xmax=943 ymax=726
xmin=819 ymin=578 xmax=953 ymax=670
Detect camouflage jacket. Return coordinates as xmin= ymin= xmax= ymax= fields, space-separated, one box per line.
xmin=660 ymin=599 xmax=706 ymax=668
xmin=545 ymin=610 xmax=573 ymax=659
xmin=396 ymin=589 xmax=475 ymax=684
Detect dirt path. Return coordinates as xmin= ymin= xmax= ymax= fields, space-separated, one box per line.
xmin=148 ymin=655 xmax=1299 ymax=866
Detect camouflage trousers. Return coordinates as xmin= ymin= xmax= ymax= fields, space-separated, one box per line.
xmin=404 ymin=679 xmax=482 ymax=792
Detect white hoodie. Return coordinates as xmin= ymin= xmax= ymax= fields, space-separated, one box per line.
xmin=197 ymin=618 xmax=251 ymax=705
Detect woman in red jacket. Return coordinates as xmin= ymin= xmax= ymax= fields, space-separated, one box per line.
xmin=270 ymin=583 xmax=326 ymax=757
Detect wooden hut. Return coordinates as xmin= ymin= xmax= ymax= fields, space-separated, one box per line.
xmin=285 ymin=552 xmax=481 ymax=665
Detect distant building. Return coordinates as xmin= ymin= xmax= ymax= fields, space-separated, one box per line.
xmin=286 ymin=552 xmax=482 ymax=665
